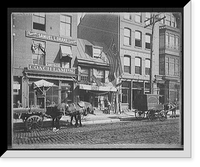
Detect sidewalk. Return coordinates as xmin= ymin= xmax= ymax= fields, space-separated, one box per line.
xmin=13 ymin=109 xmax=181 ymax=130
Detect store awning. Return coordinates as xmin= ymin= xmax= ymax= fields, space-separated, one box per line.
xmin=60 ymin=45 xmax=73 ymax=59
xmin=79 ymin=84 xmax=117 ymax=92
xmin=33 ymin=79 xmax=57 ymax=89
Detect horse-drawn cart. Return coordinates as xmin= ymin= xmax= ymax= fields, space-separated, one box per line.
xmin=13 ymin=107 xmax=45 ymax=131
xmin=134 ymin=94 xmax=167 ymax=121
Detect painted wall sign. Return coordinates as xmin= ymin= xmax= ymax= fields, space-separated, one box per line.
xmin=28 ymin=64 xmax=76 ymax=74
xmin=26 ymin=31 xmax=77 ymax=45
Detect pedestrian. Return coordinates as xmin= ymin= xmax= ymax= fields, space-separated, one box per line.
xmin=17 ymin=100 xmax=22 ymax=108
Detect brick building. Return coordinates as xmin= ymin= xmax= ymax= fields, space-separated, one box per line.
xmin=11 ymin=13 xmax=79 ymax=108
xmin=78 ymin=13 xmax=160 ymax=111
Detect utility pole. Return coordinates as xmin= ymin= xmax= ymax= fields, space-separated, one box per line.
xmin=144 ymin=13 xmax=165 ymax=94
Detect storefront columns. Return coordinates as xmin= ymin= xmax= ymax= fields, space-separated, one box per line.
xmin=58 ymin=80 xmax=62 ymax=104
xmin=22 ymin=76 xmax=29 ymax=108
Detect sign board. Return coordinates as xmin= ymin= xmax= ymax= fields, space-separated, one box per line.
xmin=28 ymin=64 xmax=76 ymax=74
xmin=26 ymin=31 xmax=77 ymax=46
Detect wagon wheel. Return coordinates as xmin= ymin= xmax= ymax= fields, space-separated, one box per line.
xmin=25 ymin=115 xmax=43 ymax=131
xmin=158 ymin=110 xmax=167 ymax=121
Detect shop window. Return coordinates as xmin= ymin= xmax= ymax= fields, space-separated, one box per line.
xmin=31 ymin=40 xmax=46 ymax=65
xmin=124 ymin=28 xmax=131 ymax=46
xmin=33 ymin=13 xmax=46 ymax=31
xmin=145 ymin=59 xmax=150 ymax=75
xmin=135 ymin=57 xmax=141 ymax=75
xmin=124 ymin=55 xmax=131 ymax=74
xmin=135 ymin=31 xmax=142 ymax=47
xmin=60 ymin=15 xmax=71 ymax=37
xmin=122 ymin=81 xmax=130 ymax=103
xmin=145 ymin=33 xmax=151 ymax=49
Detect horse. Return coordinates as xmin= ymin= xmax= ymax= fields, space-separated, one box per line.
xmin=45 ymin=101 xmax=92 ymax=130
xmin=46 ymin=104 xmax=63 ymax=131
xmin=64 ymin=101 xmax=89 ymax=127
xmin=163 ymin=102 xmax=177 ymax=118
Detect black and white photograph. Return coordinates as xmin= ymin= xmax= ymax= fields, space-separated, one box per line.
xmin=4 ymin=4 xmax=192 ymax=158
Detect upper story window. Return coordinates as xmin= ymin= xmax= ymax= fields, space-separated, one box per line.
xmin=123 ymin=13 xmax=131 ymax=20
xmin=93 ymin=69 xmax=104 ymax=83
xmin=135 ymin=31 xmax=142 ymax=47
xmin=145 ymin=13 xmax=151 ymax=25
xmin=145 ymin=59 xmax=151 ymax=75
xmin=60 ymin=45 xmax=72 ymax=68
xmin=33 ymin=13 xmax=46 ymax=31
xmin=145 ymin=33 xmax=151 ymax=49
xmin=124 ymin=55 xmax=131 ymax=74
xmin=31 ymin=40 xmax=46 ymax=65
xmin=80 ymin=68 xmax=89 ymax=82
xmin=135 ymin=13 xmax=142 ymax=23
xmin=93 ymin=47 xmax=102 ymax=58
xmin=124 ymin=28 xmax=131 ymax=46
xmin=60 ymin=15 xmax=71 ymax=37
xmin=135 ymin=57 xmax=142 ymax=75
xmin=161 ymin=13 xmax=177 ymax=28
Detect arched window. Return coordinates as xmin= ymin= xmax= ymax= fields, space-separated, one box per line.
xmin=135 ymin=31 xmax=142 ymax=47
xmin=124 ymin=28 xmax=131 ymax=46
xmin=124 ymin=55 xmax=131 ymax=74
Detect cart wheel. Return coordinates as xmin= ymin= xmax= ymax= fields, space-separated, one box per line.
xmin=25 ymin=115 xmax=43 ymax=131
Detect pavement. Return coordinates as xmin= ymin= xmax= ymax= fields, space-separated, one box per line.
xmin=13 ymin=108 xmax=181 ymax=130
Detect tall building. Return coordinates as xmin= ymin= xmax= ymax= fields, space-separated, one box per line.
xmin=157 ymin=13 xmax=181 ymax=103
xmin=78 ymin=13 xmax=160 ymax=111
xmin=11 ymin=13 xmax=79 ymax=108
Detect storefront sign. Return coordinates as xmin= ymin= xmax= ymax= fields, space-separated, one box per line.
xmin=26 ymin=31 xmax=77 ymax=46
xmin=28 ymin=64 xmax=75 ymax=74
xmin=79 ymin=84 xmax=117 ymax=92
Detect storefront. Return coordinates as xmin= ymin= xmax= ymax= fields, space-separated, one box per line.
xmin=120 ymin=80 xmax=151 ymax=110
xmin=78 ymin=83 xmax=117 ymax=111
xmin=20 ymin=64 xmax=77 ymax=108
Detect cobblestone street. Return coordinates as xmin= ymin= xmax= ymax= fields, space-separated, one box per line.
xmin=12 ymin=118 xmax=182 ymax=149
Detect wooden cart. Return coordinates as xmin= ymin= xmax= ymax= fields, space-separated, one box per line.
xmin=134 ymin=94 xmax=167 ymax=121
xmin=13 ymin=107 xmax=45 ymax=131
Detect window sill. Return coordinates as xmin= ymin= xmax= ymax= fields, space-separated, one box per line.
xmin=123 ymin=44 xmax=132 ymax=47
xmin=134 ymin=46 xmax=142 ymax=49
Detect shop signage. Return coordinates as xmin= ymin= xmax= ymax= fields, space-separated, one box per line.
xmin=26 ymin=31 xmax=77 ymax=46
xmin=79 ymin=84 xmax=117 ymax=92
xmin=28 ymin=64 xmax=76 ymax=74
